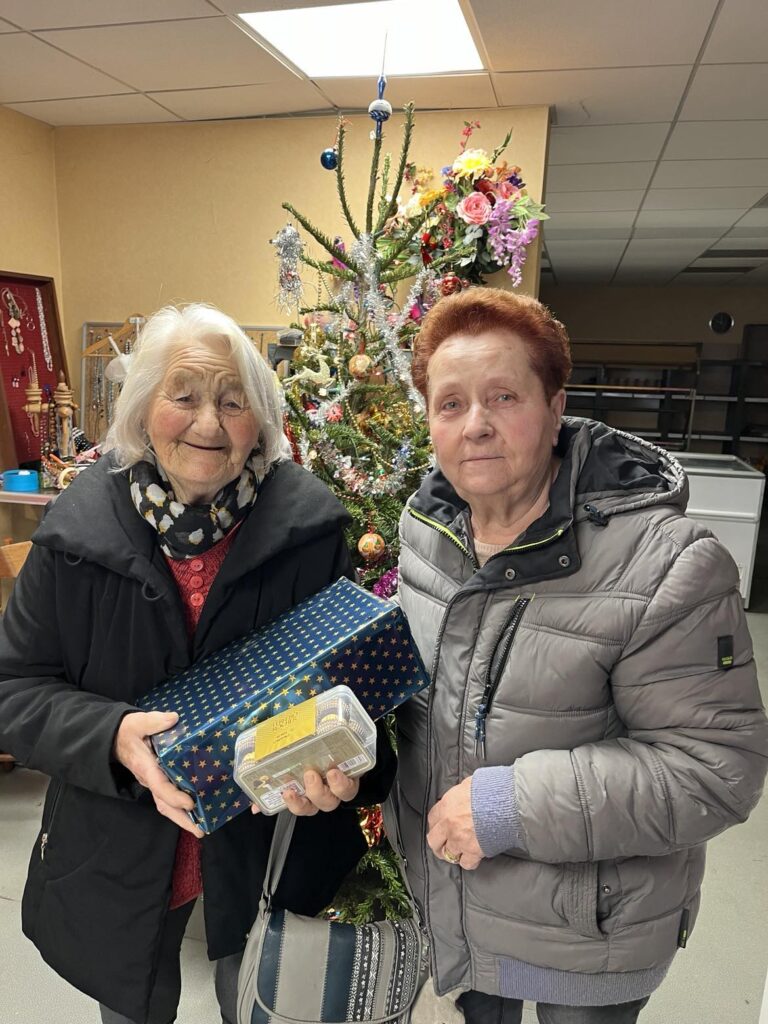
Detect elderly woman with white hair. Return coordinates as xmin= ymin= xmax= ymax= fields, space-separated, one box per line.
xmin=0 ymin=304 xmax=396 ymax=1024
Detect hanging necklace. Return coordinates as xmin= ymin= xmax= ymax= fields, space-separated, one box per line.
xmin=2 ymin=288 xmax=25 ymax=354
xmin=35 ymin=288 xmax=53 ymax=371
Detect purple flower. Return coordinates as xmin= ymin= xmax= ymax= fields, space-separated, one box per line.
xmin=487 ymin=205 xmax=540 ymax=287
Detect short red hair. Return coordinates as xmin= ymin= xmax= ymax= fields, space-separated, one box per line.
xmin=412 ymin=288 xmax=572 ymax=401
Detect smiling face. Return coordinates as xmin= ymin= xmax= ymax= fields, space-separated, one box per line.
xmin=427 ymin=330 xmax=565 ymax=509
xmin=145 ymin=337 xmax=260 ymax=504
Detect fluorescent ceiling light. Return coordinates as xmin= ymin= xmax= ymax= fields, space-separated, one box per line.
xmin=239 ymin=0 xmax=483 ymax=78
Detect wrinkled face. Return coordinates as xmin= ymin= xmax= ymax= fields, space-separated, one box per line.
xmin=427 ymin=330 xmax=565 ymax=507
xmin=146 ymin=337 xmax=259 ymax=504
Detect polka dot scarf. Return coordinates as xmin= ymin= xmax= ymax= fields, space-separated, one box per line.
xmin=129 ymin=450 xmax=265 ymax=560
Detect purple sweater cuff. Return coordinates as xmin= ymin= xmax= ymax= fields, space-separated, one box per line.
xmin=471 ymin=764 xmax=527 ymax=857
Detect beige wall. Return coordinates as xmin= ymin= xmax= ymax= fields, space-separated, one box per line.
xmin=539 ymin=284 xmax=768 ymax=352
xmin=54 ymin=106 xmax=549 ymax=379
xmin=0 ymin=105 xmax=63 ymax=311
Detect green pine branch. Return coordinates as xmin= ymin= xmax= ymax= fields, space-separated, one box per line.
xmin=380 ymin=262 xmax=421 ymax=285
xmin=335 ymin=119 xmax=361 ymax=239
xmin=377 ymin=153 xmax=392 ymax=226
xmin=366 ymin=134 xmax=383 ymax=235
xmin=379 ymin=207 xmax=435 ymax=271
xmin=282 ymin=202 xmax=363 ymax=275
xmin=374 ymin=104 xmax=415 ymax=234
xmin=299 ymin=253 xmax=357 ymax=282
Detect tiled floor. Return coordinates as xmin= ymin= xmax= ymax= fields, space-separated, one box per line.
xmin=2 ymin=590 xmax=767 ymax=1023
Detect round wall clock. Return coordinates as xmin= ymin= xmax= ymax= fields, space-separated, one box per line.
xmin=709 ymin=312 xmax=734 ymax=334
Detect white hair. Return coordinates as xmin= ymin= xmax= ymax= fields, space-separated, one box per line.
xmin=106 ymin=303 xmax=288 ymax=471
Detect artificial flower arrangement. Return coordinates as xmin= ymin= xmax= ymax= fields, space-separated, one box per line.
xmin=399 ymin=121 xmax=548 ymax=287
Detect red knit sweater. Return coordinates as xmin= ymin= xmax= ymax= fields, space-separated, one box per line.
xmin=165 ymin=526 xmax=239 ymax=909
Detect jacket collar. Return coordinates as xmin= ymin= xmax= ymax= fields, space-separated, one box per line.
xmin=406 ymin=418 xmax=687 ymax=588
xmin=32 ymin=455 xmax=350 ymax=594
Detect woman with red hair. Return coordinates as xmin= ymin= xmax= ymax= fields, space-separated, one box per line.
xmin=393 ymin=287 xmax=767 ymax=1024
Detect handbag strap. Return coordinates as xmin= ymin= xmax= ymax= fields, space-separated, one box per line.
xmin=262 ymin=795 xmax=420 ymax=915
xmin=263 ymin=810 xmax=297 ymax=905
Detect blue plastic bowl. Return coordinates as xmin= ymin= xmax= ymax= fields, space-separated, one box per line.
xmin=2 ymin=469 xmax=40 ymax=493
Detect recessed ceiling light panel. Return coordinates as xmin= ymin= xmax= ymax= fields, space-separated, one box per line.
xmin=239 ymin=0 xmax=483 ymax=78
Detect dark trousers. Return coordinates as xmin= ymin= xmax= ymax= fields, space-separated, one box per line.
xmin=98 ymin=900 xmax=242 ymax=1024
xmin=457 ymin=989 xmax=649 ymax=1024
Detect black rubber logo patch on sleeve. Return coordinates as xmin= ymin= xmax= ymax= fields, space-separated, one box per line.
xmin=718 ymin=635 xmax=734 ymax=670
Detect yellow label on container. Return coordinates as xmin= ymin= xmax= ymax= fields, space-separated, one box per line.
xmin=254 ymin=697 xmax=317 ymax=759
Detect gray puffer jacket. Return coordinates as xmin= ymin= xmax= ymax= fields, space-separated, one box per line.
xmin=395 ymin=417 xmax=768 ymax=997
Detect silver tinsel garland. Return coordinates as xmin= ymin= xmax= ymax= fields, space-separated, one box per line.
xmin=270 ymin=224 xmax=304 ymax=311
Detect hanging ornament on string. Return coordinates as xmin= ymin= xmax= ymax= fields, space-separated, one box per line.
xmin=270 ymin=223 xmax=304 ymax=311
xmin=368 ymin=37 xmax=392 ymax=140
xmin=358 ymin=527 xmax=386 ymax=562
xmin=320 ymin=116 xmax=348 ymax=170
xmin=320 ymin=147 xmax=338 ymax=170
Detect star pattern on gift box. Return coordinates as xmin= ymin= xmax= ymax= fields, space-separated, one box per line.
xmin=138 ymin=577 xmax=429 ymax=834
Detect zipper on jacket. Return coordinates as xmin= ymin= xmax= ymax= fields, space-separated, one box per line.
xmin=474 ymin=597 xmax=530 ymax=759
xmin=406 ymin=507 xmax=477 ymax=569
xmin=40 ymin=781 xmax=63 ymax=861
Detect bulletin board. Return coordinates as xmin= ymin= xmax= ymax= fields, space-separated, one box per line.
xmin=0 ymin=272 xmax=69 ymax=469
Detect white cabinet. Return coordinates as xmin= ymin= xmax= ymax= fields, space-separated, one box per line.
xmin=675 ymin=453 xmax=765 ymax=607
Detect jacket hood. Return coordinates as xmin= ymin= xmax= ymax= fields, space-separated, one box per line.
xmin=409 ymin=417 xmax=688 ymax=534
xmin=32 ymin=454 xmax=350 ymax=589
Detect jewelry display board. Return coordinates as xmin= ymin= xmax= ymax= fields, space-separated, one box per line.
xmin=81 ymin=321 xmax=286 ymax=445
xmin=0 ymin=272 xmax=68 ymax=468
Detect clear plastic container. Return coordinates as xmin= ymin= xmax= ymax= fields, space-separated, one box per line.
xmin=233 ymin=685 xmax=377 ymax=815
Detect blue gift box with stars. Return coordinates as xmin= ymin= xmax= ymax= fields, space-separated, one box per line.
xmin=138 ymin=576 xmax=429 ymax=834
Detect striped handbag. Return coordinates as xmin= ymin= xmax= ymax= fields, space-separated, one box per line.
xmin=237 ymin=809 xmax=428 ymax=1024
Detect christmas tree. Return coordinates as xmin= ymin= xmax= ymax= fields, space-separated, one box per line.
xmin=271 ymin=87 xmax=545 ymax=922
xmin=272 ymin=98 xmax=436 ymax=599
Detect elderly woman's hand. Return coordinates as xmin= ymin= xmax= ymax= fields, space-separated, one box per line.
xmin=115 ymin=711 xmax=205 ymax=838
xmin=250 ymin=768 xmax=360 ymax=817
xmin=426 ymin=776 xmax=485 ymax=870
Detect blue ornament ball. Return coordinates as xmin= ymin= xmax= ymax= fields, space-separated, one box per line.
xmin=320 ymin=147 xmax=338 ymax=170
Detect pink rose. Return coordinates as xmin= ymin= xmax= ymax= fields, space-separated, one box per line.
xmin=497 ymin=181 xmax=522 ymax=201
xmin=456 ymin=192 xmax=492 ymax=225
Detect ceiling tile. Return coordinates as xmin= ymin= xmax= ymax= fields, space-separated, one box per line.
xmin=545 ymin=239 xmax=629 ymax=261
xmin=213 ymin=0 xmax=365 ymax=10
xmin=0 ymin=33 xmax=127 ymax=102
xmin=545 ymin=190 xmax=644 ymax=213
xmin=713 ymin=234 xmax=768 ymax=249
xmin=36 ymin=17 xmax=296 ymax=92
xmin=0 ymin=0 xmax=214 ymax=29
xmin=4 ymin=93 xmax=180 ymax=125
xmin=642 ymin=186 xmax=766 ymax=210
xmin=470 ymin=0 xmax=718 ymax=71
xmin=702 ymin=0 xmax=768 ymax=63
xmin=154 ymin=80 xmax=332 ymax=120
xmin=492 ymin=66 xmax=689 ymax=126
xmin=546 ymin=162 xmax=656 ymax=192
xmin=665 ymin=120 xmax=768 ymax=160
xmin=726 ymin=224 xmax=768 ymax=238
xmin=681 ymin=64 xmax=768 ymax=121
xmin=670 ymin=271 xmax=744 ymax=285
xmin=692 ymin=258 xmax=767 ymax=270
xmin=622 ymin=238 xmax=714 ymax=259
xmin=633 ymin=226 xmax=722 ymax=239
xmin=653 ymin=158 xmax=768 ymax=188
xmin=549 ymin=124 xmax=669 ymax=165
xmin=317 ymin=74 xmax=496 ymax=111
xmin=636 ymin=208 xmax=748 ymax=228
xmin=735 ymin=208 xmax=768 ymax=228
xmin=555 ymin=268 xmax=616 ymax=284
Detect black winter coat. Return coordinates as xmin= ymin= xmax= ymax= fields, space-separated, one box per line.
xmin=0 ymin=456 xmax=396 ymax=1022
